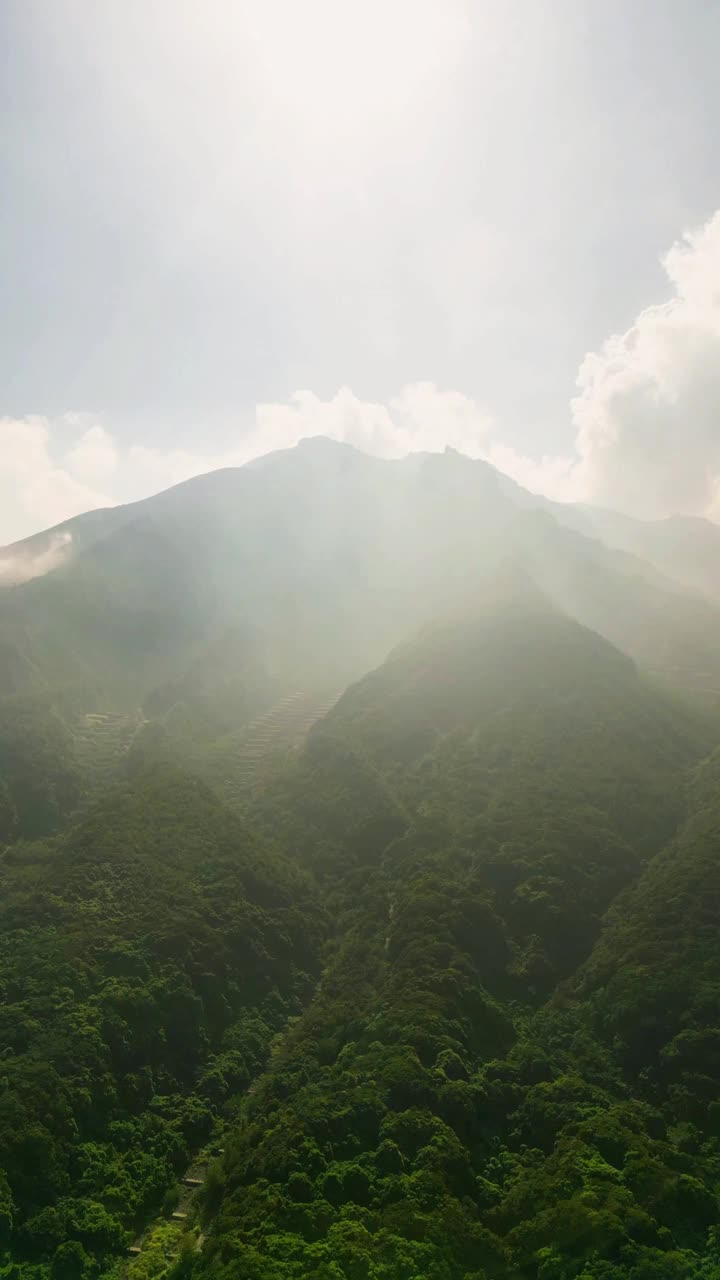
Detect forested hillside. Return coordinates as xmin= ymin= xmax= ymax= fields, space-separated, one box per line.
xmin=0 ymin=769 xmax=325 ymax=1279
xmin=192 ymin=600 xmax=719 ymax=1280
xmin=2 ymin=446 xmax=720 ymax=1279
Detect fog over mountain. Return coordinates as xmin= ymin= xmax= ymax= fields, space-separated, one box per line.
xmin=5 ymin=4 xmax=720 ymax=1278
xmin=3 ymin=439 xmax=720 ymax=710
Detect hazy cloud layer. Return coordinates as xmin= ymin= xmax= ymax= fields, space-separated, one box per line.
xmin=0 ymin=532 xmax=73 ymax=587
xmin=3 ymin=209 xmax=720 ymax=547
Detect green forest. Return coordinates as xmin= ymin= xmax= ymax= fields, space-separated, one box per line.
xmin=2 ymin=447 xmax=720 ymax=1279
xmin=1 ymin=595 xmax=720 ymax=1279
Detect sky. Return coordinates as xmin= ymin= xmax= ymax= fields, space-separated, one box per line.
xmin=2 ymin=0 xmax=720 ymax=543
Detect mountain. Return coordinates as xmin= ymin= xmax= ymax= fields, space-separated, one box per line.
xmin=5 ymin=437 xmax=720 ymax=847
xmin=494 ymin=468 xmax=720 ymax=603
xmin=2 ymin=439 xmax=720 ymax=719
xmin=555 ymin=505 xmax=720 ymax=603
xmin=2 ymin=444 xmax=720 ymax=1279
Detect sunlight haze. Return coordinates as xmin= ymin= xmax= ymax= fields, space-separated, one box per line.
xmin=4 ymin=11 xmax=720 ymax=1277
xmin=2 ymin=0 xmax=720 ymax=541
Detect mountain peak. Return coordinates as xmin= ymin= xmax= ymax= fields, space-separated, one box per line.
xmin=294 ymin=434 xmax=357 ymax=453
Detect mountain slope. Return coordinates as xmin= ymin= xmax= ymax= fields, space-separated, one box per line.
xmin=556 ymin=505 xmax=720 ymax=603
xmin=3 ymin=441 xmax=720 ymax=729
xmin=495 ymin=466 xmax=720 ymax=602
xmin=192 ymin=597 xmax=715 ymax=1280
xmin=0 ymin=767 xmax=325 ymax=1277
xmin=470 ymin=743 xmax=720 ymax=1280
xmin=574 ymin=746 xmax=720 ymax=1091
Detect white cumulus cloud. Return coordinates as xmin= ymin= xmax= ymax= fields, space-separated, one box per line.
xmin=253 ymin=383 xmax=495 ymax=460
xmin=65 ymin=424 xmax=119 ymax=485
xmin=0 ymin=416 xmax=115 ymax=546
xmin=569 ymin=210 xmax=720 ymax=519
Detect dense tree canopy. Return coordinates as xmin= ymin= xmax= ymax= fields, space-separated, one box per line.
xmin=0 ymin=768 xmax=324 ymax=1279
xmin=0 ymin=597 xmax=719 ymax=1279
xmin=193 ymin=608 xmax=720 ymax=1279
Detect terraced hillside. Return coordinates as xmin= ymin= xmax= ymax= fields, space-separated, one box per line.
xmin=194 ymin=689 xmax=341 ymax=811
xmin=67 ymin=692 xmax=342 ymax=823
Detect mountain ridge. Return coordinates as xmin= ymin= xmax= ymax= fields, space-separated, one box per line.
xmin=2 ymin=440 xmax=720 ymax=723
xmin=4 ymin=436 xmax=719 ymax=586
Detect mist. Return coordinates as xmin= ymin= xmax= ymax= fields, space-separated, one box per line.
xmin=3 ymin=5 xmax=720 ymax=1277
xmin=0 ymin=531 xmax=72 ymax=587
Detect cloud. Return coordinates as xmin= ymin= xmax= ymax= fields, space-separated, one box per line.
xmin=5 ymin=203 xmax=720 ymax=555
xmin=66 ymin=424 xmax=118 ymax=484
xmin=0 ymin=417 xmax=115 ymax=546
xmin=249 ymin=385 xmax=579 ymax=501
xmin=125 ymin=383 xmax=498 ymax=489
xmin=126 ymin=384 xmax=497 ymax=492
xmin=569 ymin=210 xmax=720 ymax=519
xmin=254 ymin=383 xmax=495 ymax=459
xmin=0 ymin=531 xmax=74 ymax=587
xmin=0 ymin=387 xmax=496 ymax=548
xmin=482 ymin=441 xmax=576 ymax=501
xmin=114 ymin=206 xmax=720 ymax=524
